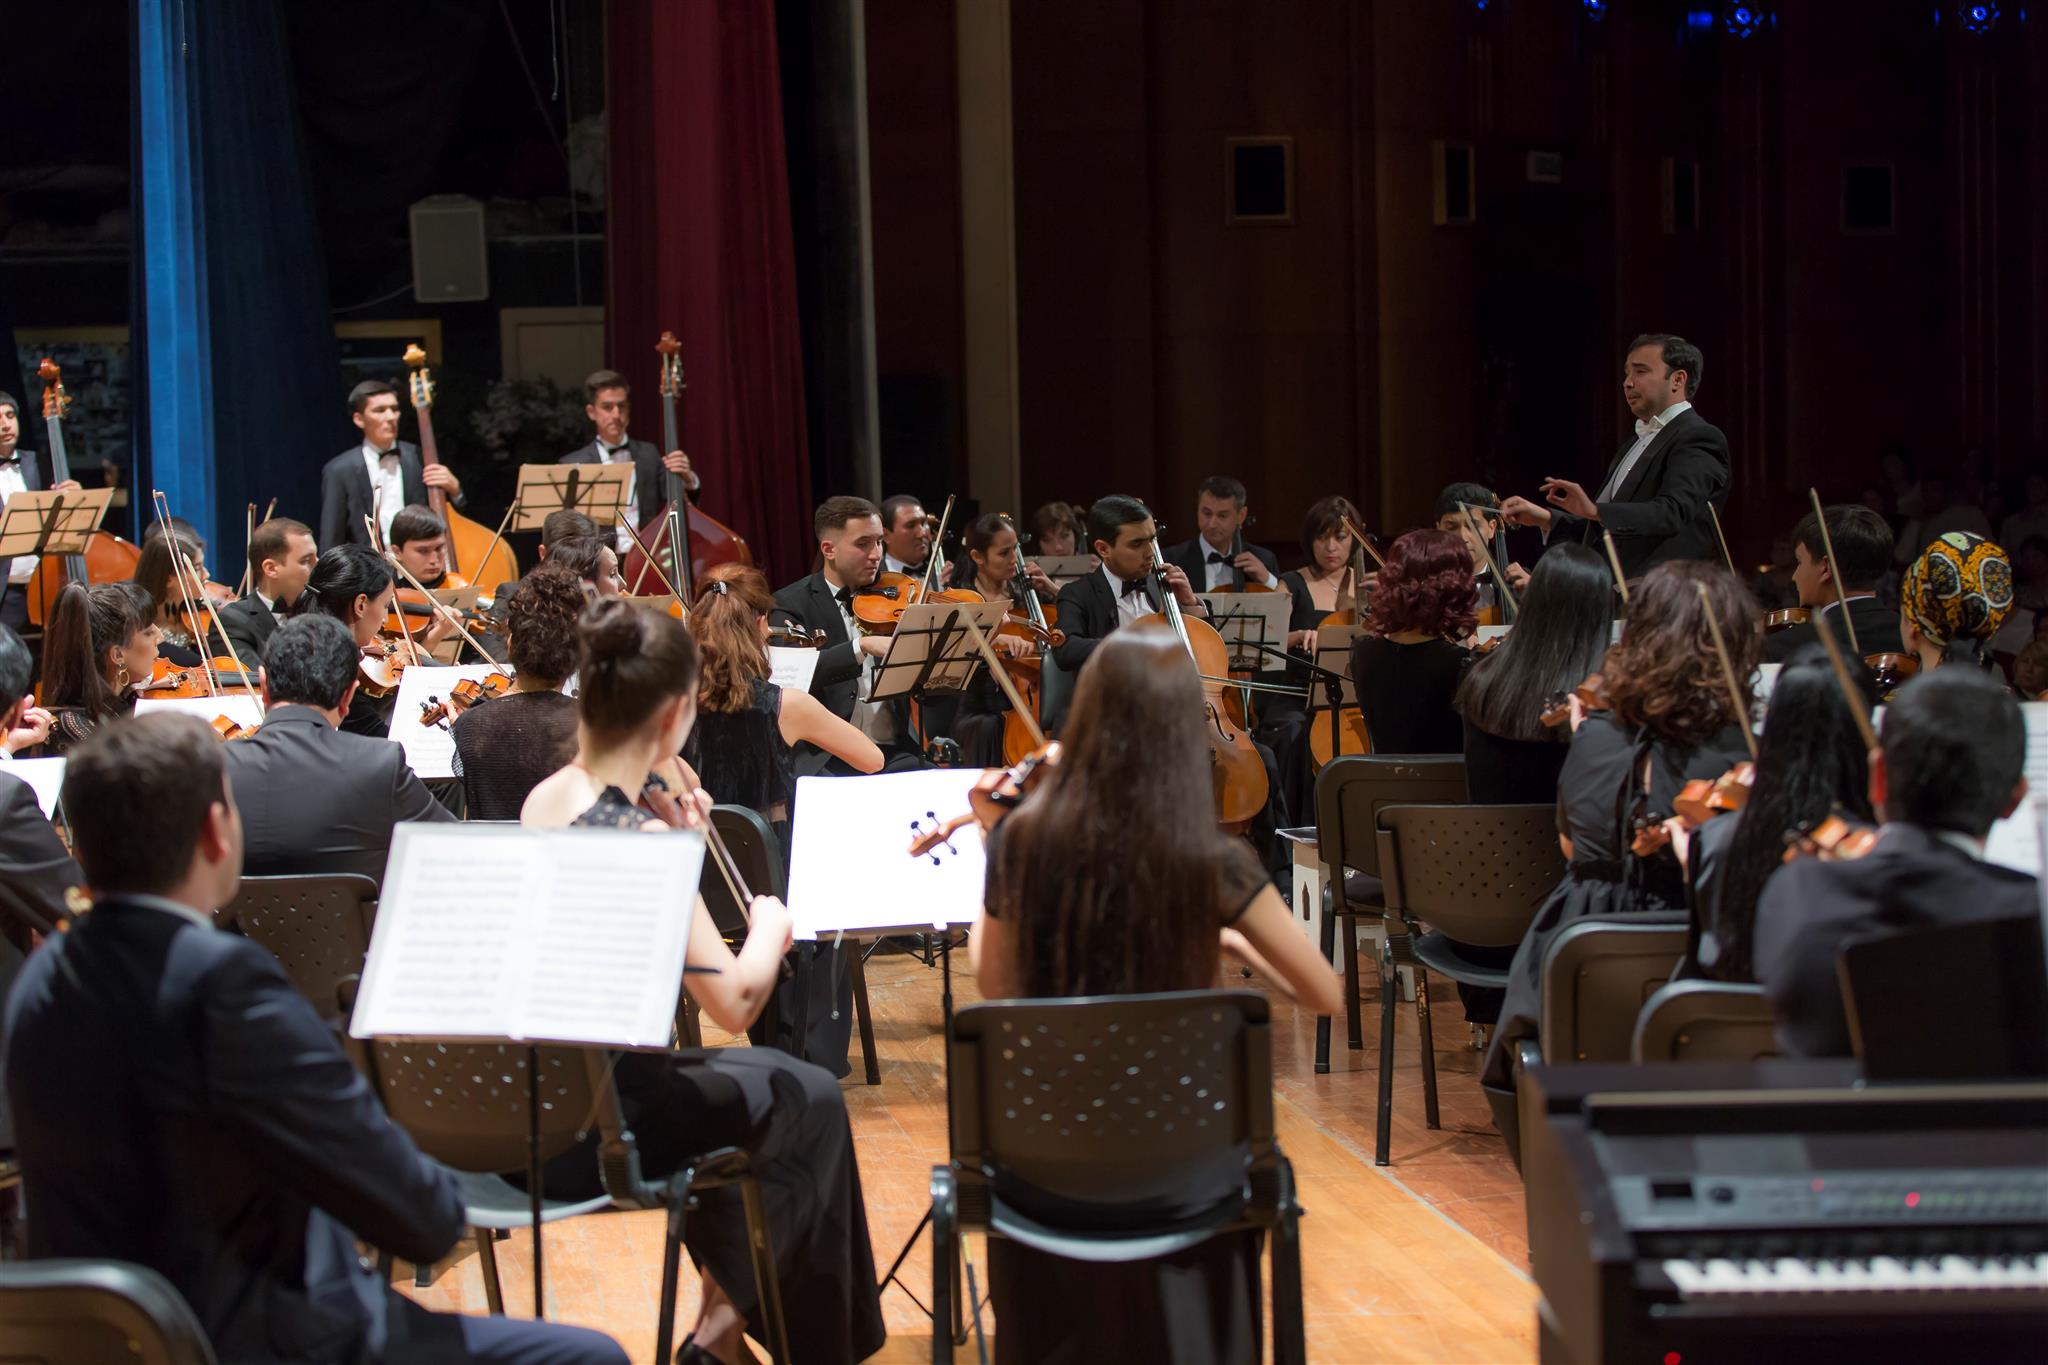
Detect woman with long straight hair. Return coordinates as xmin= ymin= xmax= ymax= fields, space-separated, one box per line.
xmin=131 ymin=524 xmax=208 ymax=666
xmin=290 ymin=544 xmax=398 ymax=737
xmin=973 ymin=624 xmax=1342 ymax=1364
xmin=40 ymin=582 xmax=158 ymax=756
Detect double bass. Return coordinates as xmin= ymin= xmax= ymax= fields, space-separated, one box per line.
xmin=1140 ymin=539 xmax=1269 ymax=833
xmin=620 ymin=331 xmax=753 ymax=597
xmin=403 ymin=345 xmax=516 ymax=593
xmin=23 ymin=359 xmax=141 ymax=625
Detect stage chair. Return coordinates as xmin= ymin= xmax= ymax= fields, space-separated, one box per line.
xmin=1631 ymin=979 xmax=1778 ymax=1063
xmin=0 ymin=1259 xmax=217 ymax=1365
xmin=1526 ymin=915 xmax=1689 ymax=1068
xmin=1311 ymin=755 xmax=1468 ymax=1073
xmin=931 ymin=990 xmax=1304 ymax=1365
xmin=1373 ymin=802 xmax=1561 ymax=1165
xmin=1840 ymin=914 xmax=2048 ymax=1080
xmin=219 ymin=873 xmax=378 ymax=1032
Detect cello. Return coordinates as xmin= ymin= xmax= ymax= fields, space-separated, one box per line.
xmin=1140 ymin=538 xmax=1269 ymax=834
xmin=620 ymin=331 xmax=753 ymax=597
xmin=24 ymin=358 xmax=141 ymax=626
xmin=404 ymin=345 xmax=516 ymax=593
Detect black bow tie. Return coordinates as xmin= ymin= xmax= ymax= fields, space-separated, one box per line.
xmin=603 ymin=443 xmax=630 ymax=457
xmin=0 ymin=457 xmax=19 ymax=468
xmin=834 ymin=585 xmax=854 ymax=607
xmin=1121 ymin=578 xmax=1148 ymax=599
xmin=1207 ymin=550 xmax=1229 ymax=564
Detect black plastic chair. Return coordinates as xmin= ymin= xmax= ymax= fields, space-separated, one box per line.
xmin=1373 ymin=802 xmax=1562 ymax=1165
xmin=1840 ymin=914 xmax=2048 ymax=1080
xmin=931 ymin=990 xmax=1304 ymax=1365
xmin=219 ymin=873 xmax=379 ymax=1030
xmin=1311 ymin=755 xmax=1468 ymax=1073
xmin=1631 ymin=979 xmax=1778 ymax=1062
xmin=0 ymin=1259 xmax=217 ymax=1365
xmin=1533 ymin=915 xmax=1689 ymax=1065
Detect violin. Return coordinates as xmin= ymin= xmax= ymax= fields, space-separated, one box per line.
xmin=357 ymin=636 xmax=424 ymax=698
xmin=210 ymin=715 xmax=257 ymax=742
xmin=1630 ymin=761 xmax=1755 ymax=857
xmin=1781 ymin=814 xmax=1880 ymax=864
xmin=1540 ymin=672 xmax=1609 ymax=729
xmin=850 ymin=572 xmax=983 ymax=635
xmin=906 ymin=741 xmax=1063 ymax=862
xmin=382 ymin=582 xmax=481 ymax=637
xmin=1764 ymin=606 xmax=1812 ymax=633
xmin=1863 ymin=651 xmax=1919 ymax=697
xmin=417 ymin=672 xmax=514 ymax=729
xmin=140 ymin=657 xmax=263 ymax=700
xmin=766 ymin=622 xmax=827 ymax=649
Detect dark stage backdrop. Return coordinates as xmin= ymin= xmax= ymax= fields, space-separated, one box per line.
xmin=605 ymin=0 xmax=814 ymax=588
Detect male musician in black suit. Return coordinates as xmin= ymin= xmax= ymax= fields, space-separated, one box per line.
xmin=1754 ymin=668 xmax=2036 ymax=1058
xmin=1163 ymin=476 xmax=1280 ymax=592
xmin=208 ymin=516 xmax=318 ymax=665
xmin=0 ymin=390 xmax=82 ymax=634
xmin=1051 ymin=494 xmax=1209 ymax=676
xmin=222 ymin=614 xmax=454 ymax=889
xmin=318 ymin=379 xmax=466 ymax=552
xmin=1501 ymin=334 xmax=1730 ymax=580
xmin=558 ymin=368 xmax=696 ymax=555
xmin=2 ymin=713 xmax=627 ymax=1365
xmin=1764 ymin=503 xmax=1904 ymax=663
xmin=879 ymin=494 xmax=933 ymax=577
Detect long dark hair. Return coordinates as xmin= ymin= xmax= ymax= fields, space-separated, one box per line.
xmin=43 ymin=582 xmax=151 ymax=717
xmin=292 ymin=544 xmax=393 ymax=623
xmin=946 ymin=512 xmax=1015 ymax=591
xmin=1708 ymin=647 xmax=1877 ymax=981
xmin=132 ymin=527 xmax=205 ymax=619
xmin=988 ymin=626 xmax=1244 ymax=996
xmin=1604 ymin=562 xmax=1761 ymax=747
xmin=1455 ymin=543 xmax=1614 ymax=742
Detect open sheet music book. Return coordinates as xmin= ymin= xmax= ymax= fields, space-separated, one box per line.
xmin=350 ymin=824 xmax=703 ymax=1047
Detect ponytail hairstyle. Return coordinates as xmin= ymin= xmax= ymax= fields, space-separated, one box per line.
xmin=293 ymin=543 xmax=394 ymax=626
xmin=691 ymin=562 xmax=774 ymax=713
xmin=574 ymin=596 xmax=700 ymax=739
xmin=42 ymin=581 xmax=152 ymax=717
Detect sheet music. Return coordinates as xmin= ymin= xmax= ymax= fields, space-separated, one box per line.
xmin=786 ymin=769 xmax=988 ymax=938
xmin=768 ymin=646 xmax=822 ymax=694
xmin=134 ymin=694 xmax=265 ymax=730
xmin=1984 ymin=705 xmax=2048 ymax=877
xmin=5 ymin=757 xmax=64 ymax=818
xmin=389 ymin=664 xmax=506 ymax=781
xmin=1197 ymin=592 xmax=1293 ymax=672
xmin=351 ymin=825 xmax=703 ymax=1047
xmin=1475 ymin=624 xmax=1512 ymax=647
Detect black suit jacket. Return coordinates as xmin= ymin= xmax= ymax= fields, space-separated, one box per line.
xmin=319 ymin=441 xmax=465 ymax=550
xmin=1762 ymin=595 xmax=1904 ymax=664
xmin=206 ymin=593 xmax=283 ymax=665
xmin=0 ymin=771 xmax=83 ymax=1149
xmin=222 ymin=705 xmax=453 ymax=887
xmin=1551 ymin=407 xmax=1730 ymax=579
xmin=770 ymin=573 xmax=870 ymax=775
xmin=1754 ymin=825 xmax=2039 ymax=1058
xmin=3 ymin=894 xmax=464 ymax=1362
xmin=558 ymin=437 xmax=677 ymax=530
xmin=1165 ymin=536 xmax=1280 ymax=592
xmin=1051 ymin=569 xmax=1166 ymax=673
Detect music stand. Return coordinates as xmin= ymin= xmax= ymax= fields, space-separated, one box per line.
xmin=508 ymin=463 xmax=633 ymax=532
xmin=1310 ymin=620 xmax=1365 ymax=758
xmin=868 ymin=600 xmax=1009 ymax=757
xmin=1198 ymin=591 xmax=1293 ymax=674
xmin=0 ymin=488 xmax=115 ymax=615
xmin=1030 ymin=554 xmax=1099 ymax=587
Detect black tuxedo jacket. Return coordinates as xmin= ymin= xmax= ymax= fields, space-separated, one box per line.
xmin=1762 ymin=595 xmax=1904 ymax=664
xmin=0 ymin=771 xmax=83 ymax=1149
xmin=3 ymin=448 xmax=44 ymax=493
xmin=1051 ymin=569 xmax=1166 ymax=673
xmin=1551 ymin=407 xmax=1730 ymax=579
xmin=3 ymin=894 xmax=464 ymax=1362
xmin=319 ymin=441 xmax=466 ymax=550
xmin=206 ymin=593 xmax=283 ymax=665
xmin=770 ymin=573 xmax=869 ymax=775
xmin=1165 ymin=536 xmax=1280 ymax=592
xmin=222 ymin=705 xmax=453 ymax=887
xmin=558 ymin=436 xmax=688 ymax=529
xmin=1754 ymin=824 xmax=2039 ymax=1058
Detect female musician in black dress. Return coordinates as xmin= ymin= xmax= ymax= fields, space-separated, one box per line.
xmin=521 ymin=599 xmax=886 ymax=1365
xmin=449 ymin=564 xmax=585 ymax=820
xmin=972 ymin=625 xmax=1343 ymax=1365
xmin=40 ymin=582 xmax=157 ymax=755
xmin=1272 ymin=495 xmax=1367 ymax=819
xmin=290 ymin=544 xmax=400 ymax=737
xmin=131 ymin=523 xmax=208 ymax=667
xmin=939 ymin=514 xmax=1053 ymax=765
xmin=1478 ymin=562 xmax=1761 ymax=1164
xmin=1350 ymin=528 xmax=1478 ymax=755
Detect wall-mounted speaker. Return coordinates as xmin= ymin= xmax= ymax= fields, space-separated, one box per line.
xmin=1842 ymin=163 xmax=1895 ymax=234
xmin=1226 ymin=137 xmax=1294 ymax=226
xmin=410 ymin=194 xmax=490 ymax=303
xmin=1434 ymin=140 xmax=1475 ymax=225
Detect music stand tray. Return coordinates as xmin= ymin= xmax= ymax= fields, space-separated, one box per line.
xmin=1198 ymin=591 xmax=1293 ymax=673
xmin=869 ymin=600 xmax=1012 ymax=703
xmin=0 ymin=489 xmax=115 ymax=613
xmin=509 ymin=463 xmax=633 ymax=532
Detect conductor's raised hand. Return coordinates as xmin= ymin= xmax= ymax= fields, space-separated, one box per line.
xmin=1539 ymin=477 xmax=1598 ymax=522
xmin=1498 ymin=494 xmax=1552 ymax=532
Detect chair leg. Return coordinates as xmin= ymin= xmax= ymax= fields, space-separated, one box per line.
xmin=1269 ymin=1159 xmax=1307 ymax=1365
xmin=930 ymin=1166 xmax=956 ymax=1365
xmin=655 ymin=1167 xmax=696 ymax=1365
xmin=739 ymin=1174 xmax=791 ymax=1365
xmin=1314 ymin=891 xmax=1336 ymax=1074
xmin=1342 ymin=909 xmax=1364 ymax=1051
xmin=414 ymin=1258 xmax=435 ymax=1289
xmin=1375 ymin=938 xmax=1397 ymax=1166
xmin=851 ymin=943 xmax=881 ymax=1086
xmin=1415 ymin=968 xmax=1440 ymax=1130
xmin=474 ymin=1228 xmax=505 ymax=1316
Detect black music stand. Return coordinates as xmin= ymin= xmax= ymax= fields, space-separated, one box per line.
xmin=0 ymin=488 xmax=114 ymax=619
xmin=1309 ymin=620 xmax=1366 ymax=756
xmin=1199 ymin=591 xmax=1293 ymax=675
xmin=868 ymin=600 xmax=1012 ymax=756
xmin=507 ymin=463 xmax=633 ymax=532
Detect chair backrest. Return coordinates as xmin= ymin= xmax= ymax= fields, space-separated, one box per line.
xmin=702 ymin=805 xmax=786 ymax=940
xmin=1314 ymin=755 xmax=1467 ymax=887
xmin=1631 ymin=979 xmax=1779 ymax=1063
xmin=221 ymin=874 xmax=379 ymax=1026
xmin=0 ymin=1260 xmax=218 ymax=1365
xmin=362 ymin=1041 xmax=601 ymax=1174
xmin=1038 ymin=647 xmax=1076 ymax=736
xmin=1538 ymin=915 xmax=1688 ymax=1064
xmin=949 ymin=990 xmax=1272 ymax=1213
xmin=1841 ymin=914 xmax=2048 ymax=1081
xmin=1376 ymin=803 xmax=1563 ymax=946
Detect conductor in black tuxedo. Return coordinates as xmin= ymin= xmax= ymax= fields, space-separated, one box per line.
xmin=207 ymin=516 xmax=318 ymax=666
xmin=1162 ymin=475 xmax=1281 ymax=592
xmin=1501 ymin=334 xmax=1730 ymax=581
xmin=2 ymin=712 xmax=626 ymax=1364
xmin=0 ymin=390 xmax=84 ymax=635
xmin=222 ymin=613 xmax=454 ymax=889
xmin=557 ymin=368 xmax=697 ymax=554
xmin=318 ymin=379 xmax=466 ymax=552
xmin=1764 ymin=502 xmax=1905 ymax=663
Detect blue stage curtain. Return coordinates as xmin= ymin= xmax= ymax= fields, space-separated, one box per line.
xmin=131 ymin=0 xmax=336 ymax=560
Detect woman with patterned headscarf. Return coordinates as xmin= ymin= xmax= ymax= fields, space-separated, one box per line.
xmin=1899 ymin=530 xmax=2015 ymax=675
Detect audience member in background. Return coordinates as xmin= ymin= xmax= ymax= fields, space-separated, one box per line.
xmin=3 ymin=713 xmax=625 ymax=1365
xmin=973 ymin=625 xmax=1342 ymax=1365
xmin=542 ymin=534 xmax=627 ymax=599
xmin=450 ymin=566 xmax=586 ymax=821
xmin=1350 ymin=528 xmax=1477 ymax=756
xmin=290 ymin=543 xmax=399 ymax=737
xmin=39 ymin=581 xmax=157 ymax=756
xmin=1898 ymin=531 xmax=2014 ymax=678
xmin=1894 ymin=474 xmax=1992 ymax=566
xmin=1030 ymin=500 xmax=1085 ymax=559
xmin=131 ymin=522 xmax=209 ymax=666
xmin=521 ymin=599 xmax=887 ymax=1365
xmin=225 ymin=614 xmax=453 ymax=888
xmin=1677 ymin=646 xmax=1876 ymax=982
xmin=2000 ymin=471 xmax=2048 ymax=551
xmin=1755 ymin=668 xmax=2035 ymax=1057
xmin=209 ymin=517 xmax=318 ymax=664
xmin=1878 ymin=444 xmax=1920 ymax=521
xmin=1479 ymin=563 xmax=1760 ymax=1165
xmin=1765 ymin=503 xmax=1902 ymax=662
xmin=1457 ymin=543 xmax=1614 ymax=805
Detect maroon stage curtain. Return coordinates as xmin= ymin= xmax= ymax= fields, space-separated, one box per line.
xmin=606 ymin=0 xmax=812 ymax=587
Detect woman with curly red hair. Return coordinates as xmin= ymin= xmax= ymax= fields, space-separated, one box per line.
xmin=1349 ymin=527 xmax=1479 ymax=754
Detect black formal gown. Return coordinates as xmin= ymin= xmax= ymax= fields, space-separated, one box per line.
xmin=449 ymin=690 xmax=579 ymax=821
xmin=1350 ymin=635 xmax=1468 ymax=755
xmin=1460 ymin=717 xmax=1569 ymax=807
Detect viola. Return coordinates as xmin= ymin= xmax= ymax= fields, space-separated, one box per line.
xmin=1140 ymin=539 xmax=1269 ymax=833
xmin=210 ymin=715 xmax=256 ymax=742
xmin=24 ymin=358 xmax=143 ymax=626
xmin=1780 ymin=814 xmax=1880 ymax=864
xmin=404 ymin=345 xmax=518 ymax=593
xmin=766 ymin=622 xmax=827 ymax=649
xmin=907 ymin=741 xmax=1064 ymax=862
xmin=1864 ymin=651 xmax=1919 ymax=697
xmin=357 ymin=636 xmax=424 ymax=698
xmin=140 ymin=657 xmax=263 ymax=701
xmin=418 ymin=672 xmax=514 ymax=729
xmin=382 ymin=580 xmax=480 ymax=637
xmin=619 ymin=331 xmax=753 ymax=598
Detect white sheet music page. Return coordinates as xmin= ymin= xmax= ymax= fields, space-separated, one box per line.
xmin=350 ymin=825 xmax=702 ymax=1047
xmin=1984 ymin=703 xmax=2048 ymax=877
xmin=6 ymin=757 xmax=65 ymax=818
xmin=767 ymin=645 xmax=822 ymax=694
xmin=786 ymin=768 xmax=987 ymax=938
xmin=388 ymin=664 xmax=504 ymax=781
xmin=134 ymin=693 xmax=265 ymax=731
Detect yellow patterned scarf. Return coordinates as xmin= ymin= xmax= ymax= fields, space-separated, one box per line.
xmin=1900 ymin=531 xmax=2014 ymax=649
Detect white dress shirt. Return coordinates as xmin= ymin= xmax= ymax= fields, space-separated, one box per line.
xmin=361 ymin=444 xmax=406 ymax=544
xmin=883 ymin=553 xmax=923 ymax=578
xmin=0 ymin=455 xmax=31 ymax=583
xmin=599 ymin=440 xmax=643 ymax=552
xmin=1103 ymin=564 xmax=1156 ymax=628
xmin=828 ymin=580 xmax=897 ymax=745
xmin=1598 ymin=399 xmax=1693 ymax=503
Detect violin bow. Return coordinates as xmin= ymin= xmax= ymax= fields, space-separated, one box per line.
xmin=617 ymin=513 xmax=687 ymax=612
xmin=1693 ymin=580 xmax=1759 ymax=761
xmin=922 ymin=493 xmax=959 ymax=596
xmin=1808 ymin=609 xmax=1882 ymax=755
xmin=1807 ymin=487 xmax=1862 ymax=655
xmin=148 ymin=491 xmax=218 ymax=701
xmin=151 ymin=490 xmax=264 ymax=713
xmin=1602 ymin=531 xmax=1631 ymax=605
xmin=236 ymin=503 xmax=257 ymax=598
xmin=1457 ymin=501 xmax=1519 ymax=617
xmin=1707 ymin=501 xmax=1738 ymax=576
xmin=674 ymin=769 xmax=757 ymax=924
xmin=952 ymin=609 xmax=1048 ymax=750
xmin=381 ymin=550 xmax=514 ymax=679
xmin=1339 ymin=514 xmax=1389 ymax=571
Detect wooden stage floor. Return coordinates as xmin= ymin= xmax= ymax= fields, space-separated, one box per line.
xmin=396 ymin=944 xmax=1537 ymax=1363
